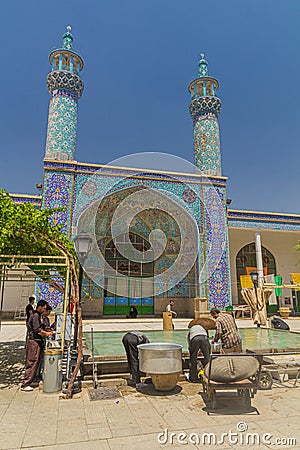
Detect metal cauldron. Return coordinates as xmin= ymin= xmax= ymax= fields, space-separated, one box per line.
xmin=138 ymin=343 xmax=183 ymax=391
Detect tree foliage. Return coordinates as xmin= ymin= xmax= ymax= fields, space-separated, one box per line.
xmin=0 ymin=189 xmax=74 ymax=260
xmin=0 ymin=189 xmax=81 ymax=398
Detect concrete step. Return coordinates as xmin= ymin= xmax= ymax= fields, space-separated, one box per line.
xmin=82 ymin=377 xmax=127 ymax=388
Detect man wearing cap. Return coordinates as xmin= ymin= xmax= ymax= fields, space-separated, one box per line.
xmin=186 ymin=323 xmax=211 ymax=383
xmin=21 ymin=300 xmax=54 ymax=391
xmin=210 ymin=308 xmax=242 ymax=353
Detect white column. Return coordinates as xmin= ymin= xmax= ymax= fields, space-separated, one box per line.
xmin=255 ymin=231 xmax=264 ymax=288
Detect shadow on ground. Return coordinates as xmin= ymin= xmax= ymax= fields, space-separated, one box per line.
xmin=136 ymin=384 xmax=182 ymax=396
xmin=200 ymin=392 xmax=259 ymax=415
xmin=0 ymin=341 xmax=25 ymax=388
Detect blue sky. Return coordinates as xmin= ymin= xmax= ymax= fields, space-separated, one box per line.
xmin=0 ymin=0 xmax=299 ymax=213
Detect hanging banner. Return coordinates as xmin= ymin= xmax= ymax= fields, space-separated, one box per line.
xmin=246 ymin=266 xmax=268 ymax=276
xmin=274 ymin=276 xmax=283 ymax=296
xmin=291 ymin=273 xmax=300 ymax=292
xmin=264 ymin=274 xmax=277 ymax=305
xmin=240 ymin=275 xmax=253 ymax=289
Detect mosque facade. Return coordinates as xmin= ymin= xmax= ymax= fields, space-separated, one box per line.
xmin=7 ymin=29 xmax=300 ymax=318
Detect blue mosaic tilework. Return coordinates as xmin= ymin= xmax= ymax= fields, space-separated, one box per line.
xmin=130 ymin=298 xmax=141 ymax=306
xmin=44 ymin=161 xmax=77 ymax=170
xmin=47 ymin=73 xmax=83 ymax=99
xmin=193 ymin=115 xmax=222 ymax=176
xmin=91 ymin=282 xmax=103 ymax=297
xmin=10 ymin=194 xmax=42 ymax=208
xmin=228 ymin=210 xmax=300 ymax=231
xmin=73 ymin=169 xmax=231 ymax=302
xmin=116 ymin=297 xmax=128 ymax=306
xmin=70 ymin=162 xmax=227 ymax=185
xmin=155 ymin=257 xmax=173 ymax=272
xmin=228 ymin=218 xmax=300 ymax=232
xmin=45 ymin=94 xmax=78 ymax=161
xmin=188 ymin=58 xmax=222 ymax=177
xmin=208 ymin=252 xmax=230 ymax=309
xmin=74 ymin=172 xmax=206 ymax=231
xmin=43 ymin=172 xmax=72 ymax=234
xmin=142 ymin=297 xmax=153 ymax=305
xmin=204 ymin=185 xmax=231 ymax=308
xmin=167 ymin=281 xmax=189 ymax=297
xmin=79 ymin=276 xmax=90 ymax=298
xmin=104 ymin=297 xmax=114 ymax=305
xmin=37 ymin=280 xmax=64 ymax=312
xmin=190 ymin=97 xmax=221 ymax=119
xmin=42 ymin=159 xmax=231 ymax=307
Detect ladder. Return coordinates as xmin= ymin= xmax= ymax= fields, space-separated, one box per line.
xmin=14 ymin=275 xmax=34 ymax=320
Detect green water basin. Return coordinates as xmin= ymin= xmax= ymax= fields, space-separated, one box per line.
xmin=84 ymin=328 xmax=300 ymax=357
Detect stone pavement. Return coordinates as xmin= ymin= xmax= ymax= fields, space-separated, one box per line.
xmin=0 ymin=380 xmax=300 ymax=449
xmin=0 ymin=319 xmax=300 ymax=449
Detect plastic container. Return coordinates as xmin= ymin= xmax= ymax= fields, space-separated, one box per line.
xmin=43 ymin=348 xmax=62 ymax=393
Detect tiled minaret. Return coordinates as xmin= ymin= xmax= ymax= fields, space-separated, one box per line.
xmin=44 ymin=26 xmax=84 ymax=161
xmin=188 ymin=54 xmax=222 ymax=176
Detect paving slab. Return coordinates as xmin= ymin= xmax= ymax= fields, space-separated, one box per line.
xmin=1 ymin=319 xmax=300 ymax=449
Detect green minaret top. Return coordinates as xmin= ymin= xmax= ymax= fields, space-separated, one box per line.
xmin=62 ymin=26 xmax=73 ymax=50
xmin=188 ymin=52 xmax=220 ymax=103
xmin=48 ymin=25 xmax=84 ymax=82
xmin=198 ymin=53 xmax=208 ymax=77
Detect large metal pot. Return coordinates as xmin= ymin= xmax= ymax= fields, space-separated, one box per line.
xmin=138 ymin=343 xmax=183 ymax=391
xmin=138 ymin=343 xmax=183 ymax=374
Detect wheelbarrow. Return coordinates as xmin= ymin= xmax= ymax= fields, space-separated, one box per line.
xmin=202 ymin=353 xmax=263 ymax=410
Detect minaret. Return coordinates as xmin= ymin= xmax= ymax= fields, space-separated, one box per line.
xmin=188 ymin=54 xmax=222 ymax=176
xmin=44 ymin=26 xmax=84 ymax=161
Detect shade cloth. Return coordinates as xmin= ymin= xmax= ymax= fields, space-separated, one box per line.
xmin=241 ymin=287 xmax=272 ymax=326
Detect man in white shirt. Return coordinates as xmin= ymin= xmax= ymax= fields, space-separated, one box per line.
xmin=166 ymin=300 xmax=177 ymax=317
xmin=187 ymin=324 xmax=211 ymax=383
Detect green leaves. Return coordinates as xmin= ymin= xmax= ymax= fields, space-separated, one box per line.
xmin=0 ymin=189 xmax=75 ymax=271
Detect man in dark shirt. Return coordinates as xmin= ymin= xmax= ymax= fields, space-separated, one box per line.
xmin=21 ymin=300 xmax=54 ymax=391
xmin=25 ymin=297 xmax=35 ymax=322
xmin=122 ymin=331 xmax=149 ymax=387
xmin=187 ymin=324 xmax=211 ymax=383
xmin=25 ymin=297 xmax=35 ymax=346
xmin=42 ymin=304 xmax=53 ymax=331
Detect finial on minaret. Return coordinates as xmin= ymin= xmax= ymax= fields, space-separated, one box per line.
xmin=62 ymin=25 xmax=73 ymax=50
xmin=198 ymin=52 xmax=208 ymax=77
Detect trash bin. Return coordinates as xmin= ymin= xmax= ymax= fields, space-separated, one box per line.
xmin=43 ymin=349 xmax=62 ymax=393
xmin=163 ymin=311 xmax=173 ymax=330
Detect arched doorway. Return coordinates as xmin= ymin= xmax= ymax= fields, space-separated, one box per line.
xmin=103 ymin=232 xmax=154 ymax=315
xmin=82 ymin=185 xmax=199 ymax=316
xmin=236 ymin=242 xmax=276 ymax=303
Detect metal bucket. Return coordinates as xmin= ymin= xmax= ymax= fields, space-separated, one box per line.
xmin=211 ymin=342 xmax=221 ymax=353
xmin=138 ymin=343 xmax=183 ymax=374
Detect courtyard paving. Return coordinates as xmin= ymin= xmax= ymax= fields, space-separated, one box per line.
xmin=0 ymin=318 xmax=300 ymax=449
